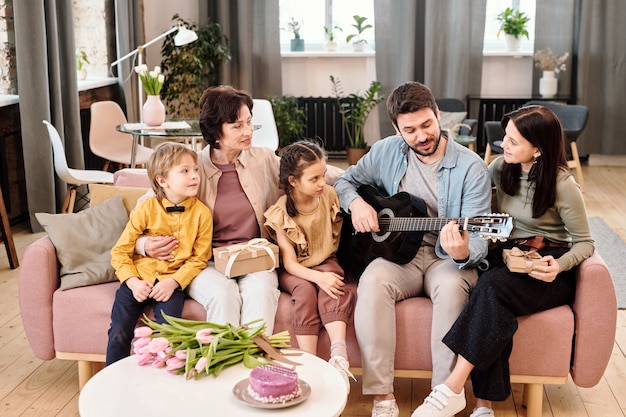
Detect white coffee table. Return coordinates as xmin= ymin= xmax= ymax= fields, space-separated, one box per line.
xmin=79 ymin=350 xmax=347 ymax=417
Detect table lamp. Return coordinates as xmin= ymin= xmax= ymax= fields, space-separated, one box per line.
xmin=111 ymin=24 xmax=198 ymax=122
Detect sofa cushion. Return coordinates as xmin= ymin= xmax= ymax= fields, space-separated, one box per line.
xmin=439 ymin=111 xmax=467 ymax=135
xmin=90 ymin=183 xmax=149 ymax=213
xmin=52 ymin=281 xmax=207 ymax=355
xmin=35 ymin=196 xmax=129 ymax=290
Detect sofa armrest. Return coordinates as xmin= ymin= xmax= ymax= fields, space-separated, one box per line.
xmin=570 ymin=251 xmax=617 ymax=387
xmin=18 ymin=235 xmax=60 ymax=360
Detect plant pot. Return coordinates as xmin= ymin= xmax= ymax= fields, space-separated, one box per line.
xmin=290 ymin=38 xmax=305 ymax=52
xmin=504 ymin=34 xmax=521 ymax=52
xmin=539 ymin=70 xmax=558 ymax=98
xmin=346 ymin=147 xmax=368 ymax=165
xmin=351 ymin=41 xmax=365 ymax=52
xmin=77 ymin=68 xmax=88 ymax=80
xmin=325 ymin=41 xmax=338 ymax=52
xmin=143 ymin=95 xmax=166 ymax=126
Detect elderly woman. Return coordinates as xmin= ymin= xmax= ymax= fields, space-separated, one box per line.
xmin=139 ymin=86 xmax=282 ymax=333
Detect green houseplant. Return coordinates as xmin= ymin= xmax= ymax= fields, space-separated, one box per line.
xmin=496 ymin=7 xmax=530 ymax=51
xmin=324 ymin=25 xmax=342 ymax=51
xmin=287 ymin=18 xmax=304 ymax=51
xmin=160 ymin=15 xmax=231 ymax=119
xmin=496 ymin=7 xmax=530 ymax=39
xmin=330 ymin=75 xmax=385 ymax=160
xmin=76 ymin=47 xmax=90 ymax=80
xmin=268 ymin=95 xmax=307 ymax=148
xmin=345 ymin=15 xmax=372 ymax=51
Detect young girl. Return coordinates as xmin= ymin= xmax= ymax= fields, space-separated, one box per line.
xmin=264 ymin=140 xmax=356 ymax=392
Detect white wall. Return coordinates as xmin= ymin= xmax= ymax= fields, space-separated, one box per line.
xmin=480 ymin=54 xmax=533 ymax=96
xmin=143 ymin=1 xmax=200 ymax=70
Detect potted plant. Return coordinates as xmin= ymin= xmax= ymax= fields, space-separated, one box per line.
xmin=496 ymin=7 xmax=530 ymax=51
xmin=287 ymin=18 xmax=304 ymax=52
xmin=534 ymin=48 xmax=569 ymax=97
xmin=345 ymin=15 xmax=372 ymax=52
xmin=324 ymin=25 xmax=342 ymax=52
xmin=76 ymin=47 xmax=90 ymax=80
xmin=330 ymin=75 xmax=385 ymax=164
xmin=160 ymin=15 xmax=231 ymax=119
xmin=268 ymin=95 xmax=307 ymax=148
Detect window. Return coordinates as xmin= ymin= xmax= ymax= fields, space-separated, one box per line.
xmin=279 ymin=0 xmax=375 ymax=51
xmin=484 ymin=0 xmax=536 ymax=54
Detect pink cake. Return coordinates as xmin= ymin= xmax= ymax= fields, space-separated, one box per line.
xmin=247 ymin=365 xmax=301 ymax=404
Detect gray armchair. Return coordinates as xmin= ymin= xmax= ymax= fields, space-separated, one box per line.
xmin=525 ymin=101 xmax=588 ymax=192
xmin=483 ymin=121 xmax=505 ymax=164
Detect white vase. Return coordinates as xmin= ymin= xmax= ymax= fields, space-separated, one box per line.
xmin=504 ymin=34 xmax=521 ymax=52
xmin=325 ymin=41 xmax=338 ymax=52
xmin=351 ymin=41 xmax=365 ymax=52
xmin=143 ymin=95 xmax=166 ymax=126
xmin=539 ymin=71 xmax=558 ymax=98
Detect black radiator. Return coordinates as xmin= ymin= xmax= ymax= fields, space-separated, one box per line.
xmin=296 ymin=97 xmax=354 ymax=158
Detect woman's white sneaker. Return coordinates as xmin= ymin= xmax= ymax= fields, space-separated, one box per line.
xmin=411 ymin=384 xmax=466 ymax=417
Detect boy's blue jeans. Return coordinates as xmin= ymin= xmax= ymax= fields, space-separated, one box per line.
xmin=105 ymin=280 xmax=184 ymax=366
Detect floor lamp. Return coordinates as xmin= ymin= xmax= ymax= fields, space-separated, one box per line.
xmin=111 ymin=24 xmax=198 ymax=122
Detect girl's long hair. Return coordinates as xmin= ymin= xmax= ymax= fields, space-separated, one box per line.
xmin=500 ymin=105 xmax=568 ymax=218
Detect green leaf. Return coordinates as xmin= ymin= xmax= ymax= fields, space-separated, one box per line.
xmin=243 ymin=351 xmax=267 ymax=368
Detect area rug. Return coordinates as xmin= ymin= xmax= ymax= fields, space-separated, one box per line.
xmin=589 ymin=217 xmax=626 ymax=309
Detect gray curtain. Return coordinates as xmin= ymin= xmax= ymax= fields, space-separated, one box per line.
xmin=208 ymin=0 xmax=283 ymax=98
xmin=14 ymin=0 xmax=82 ymax=232
xmin=576 ymin=1 xmax=626 ymax=155
xmin=113 ymin=0 xmax=144 ymax=122
xmin=373 ymin=0 xmax=486 ymax=137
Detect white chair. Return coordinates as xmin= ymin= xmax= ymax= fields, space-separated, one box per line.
xmin=89 ymin=101 xmax=154 ymax=170
xmin=251 ymin=99 xmax=279 ymax=151
xmin=43 ymin=120 xmax=114 ymax=213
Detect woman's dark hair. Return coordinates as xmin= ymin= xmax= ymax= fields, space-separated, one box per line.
xmin=279 ymin=140 xmax=326 ymax=217
xmin=500 ymin=105 xmax=568 ymax=218
xmin=198 ymin=85 xmax=254 ymax=149
xmin=386 ymin=81 xmax=438 ymax=131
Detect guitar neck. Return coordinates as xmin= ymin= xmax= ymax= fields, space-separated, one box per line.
xmin=380 ymin=217 xmax=474 ymax=232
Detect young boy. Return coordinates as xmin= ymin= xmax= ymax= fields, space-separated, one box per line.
xmin=106 ymin=142 xmax=213 ymax=366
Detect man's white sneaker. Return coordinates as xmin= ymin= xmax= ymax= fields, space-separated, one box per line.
xmin=328 ymin=356 xmax=356 ymax=394
xmin=411 ymin=384 xmax=466 ymax=417
xmin=469 ymin=406 xmax=495 ymax=417
xmin=372 ymin=399 xmax=400 ymax=417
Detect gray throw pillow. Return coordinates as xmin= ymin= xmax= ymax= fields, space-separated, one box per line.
xmin=35 ymin=196 xmax=129 ymax=290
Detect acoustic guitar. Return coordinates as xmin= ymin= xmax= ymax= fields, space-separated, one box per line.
xmin=337 ymin=185 xmax=513 ymax=275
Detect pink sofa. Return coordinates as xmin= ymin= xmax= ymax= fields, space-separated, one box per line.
xmin=19 ymin=172 xmax=617 ymax=417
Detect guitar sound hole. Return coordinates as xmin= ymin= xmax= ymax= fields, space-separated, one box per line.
xmin=372 ymin=208 xmax=394 ymax=242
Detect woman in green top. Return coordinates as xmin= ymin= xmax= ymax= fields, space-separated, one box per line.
xmin=411 ymin=105 xmax=594 ymax=417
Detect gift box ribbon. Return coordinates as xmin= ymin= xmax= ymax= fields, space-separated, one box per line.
xmin=508 ymin=246 xmax=543 ymax=272
xmin=223 ymin=238 xmax=277 ymax=278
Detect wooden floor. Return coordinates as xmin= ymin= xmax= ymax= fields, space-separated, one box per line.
xmin=1 ymin=163 xmax=625 ymax=417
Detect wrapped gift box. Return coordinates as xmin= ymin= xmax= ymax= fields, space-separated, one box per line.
xmin=214 ymin=239 xmax=279 ymax=278
xmin=503 ymin=248 xmax=548 ymax=273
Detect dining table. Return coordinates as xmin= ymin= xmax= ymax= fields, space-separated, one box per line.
xmin=117 ymin=120 xmax=262 ymax=168
xmin=116 ymin=120 xmax=203 ymax=168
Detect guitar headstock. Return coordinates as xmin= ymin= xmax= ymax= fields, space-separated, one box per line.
xmin=466 ymin=214 xmax=514 ymax=242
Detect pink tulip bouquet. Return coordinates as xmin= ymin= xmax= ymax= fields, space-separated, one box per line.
xmin=134 ymin=313 xmax=292 ymax=379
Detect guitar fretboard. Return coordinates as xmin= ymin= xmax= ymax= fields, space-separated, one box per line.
xmin=378 ymin=216 xmax=507 ymax=233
